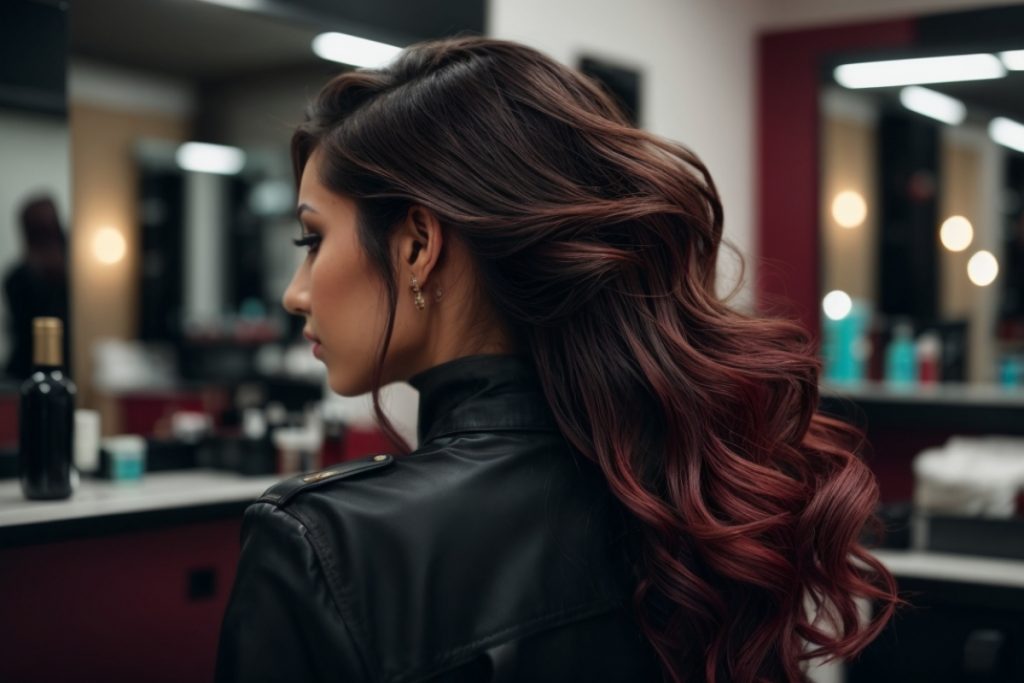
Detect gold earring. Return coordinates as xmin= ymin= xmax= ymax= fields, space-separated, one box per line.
xmin=410 ymin=276 xmax=425 ymax=310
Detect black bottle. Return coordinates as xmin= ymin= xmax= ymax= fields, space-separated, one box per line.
xmin=18 ymin=317 xmax=76 ymax=500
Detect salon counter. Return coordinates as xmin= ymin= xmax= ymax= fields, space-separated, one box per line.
xmin=2 ymin=469 xmax=1023 ymax=588
xmin=0 ymin=469 xmax=286 ymax=683
xmin=0 ymin=470 xmax=283 ymax=546
xmin=1 ymin=469 xmax=1023 ymax=683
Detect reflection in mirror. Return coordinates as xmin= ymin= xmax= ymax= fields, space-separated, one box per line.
xmin=819 ymin=25 xmax=1024 ymax=393
xmin=134 ymin=137 xmax=298 ymax=377
xmin=0 ymin=0 xmax=71 ymax=464
xmin=68 ymin=0 xmax=342 ymax=435
xmin=66 ymin=0 xmax=483 ymax=447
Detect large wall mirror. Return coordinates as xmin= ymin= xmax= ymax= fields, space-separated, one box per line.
xmin=818 ymin=7 xmax=1024 ymax=391
xmin=61 ymin=0 xmax=484 ymax=438
xmin=0 ymin=0 xmax=71 ymax=453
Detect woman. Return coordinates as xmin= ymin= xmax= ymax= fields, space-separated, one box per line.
xmin=215 ymin=36 xmax=902 ymax=683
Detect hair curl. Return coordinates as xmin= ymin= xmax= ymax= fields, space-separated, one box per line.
xmin=291 ymin=35 xmax=906 ymax=683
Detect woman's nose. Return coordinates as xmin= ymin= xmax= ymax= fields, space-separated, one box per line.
xmin=281 ymin=269 xmax=310 ymax=317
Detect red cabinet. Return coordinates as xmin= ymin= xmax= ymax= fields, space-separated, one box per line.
xmin=0 ymin=517 xmax=243 ymax=683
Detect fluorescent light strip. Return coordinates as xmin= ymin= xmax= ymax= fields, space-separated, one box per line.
xmin=834 ymin=53 xmax=1005 ymax=88
xmin=989 ymin=117 xmax=1024 ymax=154
xmin=899 ymin=86 xmax=966 ymax=125
xmin=312 ymin=32 xmax=402 ymax=69
xmin=175 ymin=142 xmax=246 ymax=175
xmin=1000 ymin=49 xmax=1024 ymax=71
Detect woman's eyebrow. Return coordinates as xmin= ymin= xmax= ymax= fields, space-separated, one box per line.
xmin=296 ymin=203 xmax=319 ymax=218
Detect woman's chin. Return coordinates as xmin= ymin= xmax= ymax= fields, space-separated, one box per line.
xmin=326 ymin=370 xmax=368 ymax=398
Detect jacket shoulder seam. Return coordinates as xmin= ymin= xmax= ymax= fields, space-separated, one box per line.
xmin=256 ymin=453 xmax=395 ymax=507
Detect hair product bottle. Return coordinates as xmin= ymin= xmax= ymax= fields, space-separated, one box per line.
xmin=18 ymin=317 xmax=77 ymax=500
xmin=884 ymin=321 xmax=917 ymax=388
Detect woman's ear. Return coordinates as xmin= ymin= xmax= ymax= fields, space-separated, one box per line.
xmin=398 ymin=204 xmax=444 ymax=280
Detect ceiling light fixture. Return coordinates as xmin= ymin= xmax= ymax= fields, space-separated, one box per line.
xmin=999 ymin=49 xmax=1024 ymax=70
xmin=988 ymin=116 xmax=1024 ymax=154
xmin=834 ymin=53 xmax=1005 ymax=89
xmin=312 ymin=32 xmax=402 ymax=69
xmin=899 ymin=86 xmax=967 ymax=125
xmin=175 ymin=142 xmax=246 ymax=175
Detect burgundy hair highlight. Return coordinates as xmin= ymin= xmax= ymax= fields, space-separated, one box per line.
xmin=291 ymin=35 xmax=906 ymax=683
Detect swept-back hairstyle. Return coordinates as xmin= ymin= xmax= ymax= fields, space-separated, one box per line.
xmin=291 ymin=35 xmax=904 ymax=683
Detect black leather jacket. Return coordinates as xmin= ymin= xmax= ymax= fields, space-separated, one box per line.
xmin=215 ymin=353 xmax=662 ymax=682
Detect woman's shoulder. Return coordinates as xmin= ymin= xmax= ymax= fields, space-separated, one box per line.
xmin=242 ymin=435 xmax=636 ymax=680
xmin=253 ymin=430 xmax=600 ymax=532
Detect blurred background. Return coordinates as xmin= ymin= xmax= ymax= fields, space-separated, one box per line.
xmin=2 ymin=1 xmax=1024 ymax=682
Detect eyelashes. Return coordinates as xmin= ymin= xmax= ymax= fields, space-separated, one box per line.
xmin=292 ymin=233 xmax=321 ymax=254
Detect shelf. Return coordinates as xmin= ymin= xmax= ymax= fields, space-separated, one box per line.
xmin=821 ymin=381 xmax=1024 ymax=406
xmin=819 ymin=381 xmax=1024 ymax=433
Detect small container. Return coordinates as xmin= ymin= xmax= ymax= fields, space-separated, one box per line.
xmin=103 ymin=435 xmax=146 ymax=483
xmin=915 ymin=331 xmax=942 ymax=385
xmin=272 ymin=427 xmax=322 ymax=475
xmin=171 ymin=411 xmax=213 ymax=444
xmin=239 ymin=408 xmax=276 ymax=476
xmin=74 ymin=409 xmax=101 ymax=475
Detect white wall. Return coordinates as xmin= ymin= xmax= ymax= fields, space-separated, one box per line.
xmin=489 ymin=0 xmax=763 ymax=310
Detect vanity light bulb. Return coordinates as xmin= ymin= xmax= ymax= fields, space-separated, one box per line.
xmin=94 ymin=228 xmax=126 ymax=265
xmin=831 ymin=190 xmax=867 ymax=229
xmin=939 ymin=215 xmax=974 ymax=252
xmin=967 ymin=250 xmax=998 ymax=287
xmin=823 ymin=290 xmax=853 ymax=321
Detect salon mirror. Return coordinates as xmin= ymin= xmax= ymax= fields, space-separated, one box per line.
xmin=0 ymin=0 xmax=71 ymax=389
xmin=818 ymin=7 xmax=1024 ymax=390
xmin=65 ymin=0 xmax=485 ymax=424
xmin=0 ymin=0 xmax=71 ymax=457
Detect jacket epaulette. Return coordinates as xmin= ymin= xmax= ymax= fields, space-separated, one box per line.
xmin=256 ymin=454 xmax=395 ymax=507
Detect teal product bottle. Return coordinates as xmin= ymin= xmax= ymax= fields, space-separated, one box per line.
xmin=999 ymin=355 xmax=1023 ymax=388
xmin=884 ymin=322 xmax=917 ymax=388
xmin=822 ymin=298 xmax=869 ymax=384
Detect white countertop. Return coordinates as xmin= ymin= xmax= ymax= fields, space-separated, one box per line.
xmin=872 ymin=548 xmax=1024 ymax=589
xmin=0 ymin=470 xmax=282 ymax=528
xmin=2 ymin=472 xmax=1023 ymax=590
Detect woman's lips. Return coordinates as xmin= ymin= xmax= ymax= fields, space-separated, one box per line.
xmin=303 ymin=331 xmax=323 ymax=359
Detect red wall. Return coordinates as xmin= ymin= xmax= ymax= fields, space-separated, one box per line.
xmin=756 ymin=18 xmax=917 ymax=342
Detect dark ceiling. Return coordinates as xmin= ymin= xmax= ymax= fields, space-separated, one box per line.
xmin=69 ymin=0 xmax=486 ymax=81
xmin=823 ymin=5 xmax=1024 ymax=123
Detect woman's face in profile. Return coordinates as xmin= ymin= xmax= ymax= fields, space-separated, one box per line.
xmin=282 ymin=149 xmax=391 ymax=396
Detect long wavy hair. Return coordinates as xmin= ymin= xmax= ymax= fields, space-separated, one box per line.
xmin=291 ymin=35 xmax=905 ymax=683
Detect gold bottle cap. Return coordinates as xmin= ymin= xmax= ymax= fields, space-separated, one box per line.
xmin=33 ymin=317 xmax=63 ymax=367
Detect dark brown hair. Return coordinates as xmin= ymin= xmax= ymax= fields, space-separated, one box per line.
xmin=291 ymin=35 xmax=904 ymax=683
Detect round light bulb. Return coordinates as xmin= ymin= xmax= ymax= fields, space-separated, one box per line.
xmin=823 ymin=290 xmax=853 ymax=321
xmin=940 ymin=215 xmax=973 ymax=252
xmin=967 ymin=250 xmax=998 ymax=287
xmin=831 ymin=190 xmax=867 ymax=229
xmin=93 ymin=227 xmax=126 ymax=265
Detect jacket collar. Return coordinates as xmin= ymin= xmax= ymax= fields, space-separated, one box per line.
xmin=407 ymin=353 xmax=560 ymax=446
